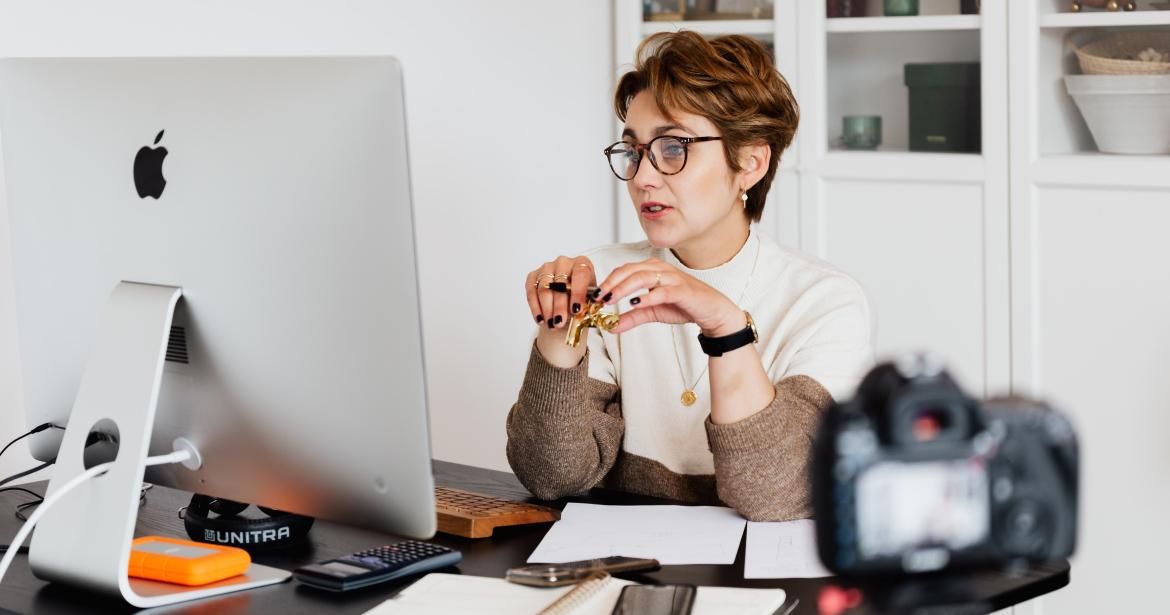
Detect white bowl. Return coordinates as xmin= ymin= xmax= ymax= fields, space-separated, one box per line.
xmin=1065 ymin=74 xmax=1170 ymax=155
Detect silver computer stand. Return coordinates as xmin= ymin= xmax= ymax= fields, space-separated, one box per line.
xmin=27 ymin=282 xmax=290 ymax=608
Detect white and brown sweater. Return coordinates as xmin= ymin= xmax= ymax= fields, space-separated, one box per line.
xmin=506 ymin=227 xmax=874 ymax=521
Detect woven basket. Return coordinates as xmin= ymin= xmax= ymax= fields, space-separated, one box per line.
xmin=1072 ymin=31 xmax=1170 ymax=75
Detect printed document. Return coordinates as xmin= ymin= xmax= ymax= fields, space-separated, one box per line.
xmin=527 ymin=503 xmax=747 ymax=565
xmin=364 ymin=573 xmax=787 ymax=615
xmin=743 ymin=519 xmax=833 ymax=579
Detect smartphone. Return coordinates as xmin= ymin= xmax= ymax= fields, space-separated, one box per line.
xmin=611 ymin=584 xmax=697 ymax=615
xmin=505 ymin=556 xmax=660 ymax=587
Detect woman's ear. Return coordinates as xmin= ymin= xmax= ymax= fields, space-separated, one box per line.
xmin=737 ymin=143 xmax=771 ymax=190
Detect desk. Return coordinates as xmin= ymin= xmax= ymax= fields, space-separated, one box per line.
xmin=0 ymin=460 xmax=1069 ymax=614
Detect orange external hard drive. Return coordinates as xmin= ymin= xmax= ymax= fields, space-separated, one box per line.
xmin=128 ymin=536 xmax=251 ymax=586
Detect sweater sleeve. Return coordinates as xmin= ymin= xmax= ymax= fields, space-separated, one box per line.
xmin=706 ymin=276 xmax=874 ymax=521
xmin=706 ymin=375 xmax=833 ymax=521
xmin=777 ymin=274 xmax=875 ymax=402
xmin=505 ymin=338 xmax=624 ymax=500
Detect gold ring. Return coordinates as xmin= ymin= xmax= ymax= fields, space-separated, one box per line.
xmin=553 ymin=274 xmax=570 ymax=281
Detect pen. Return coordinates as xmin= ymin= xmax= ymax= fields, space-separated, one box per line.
xmin=777 ymin=598 xmax=800 ymax=615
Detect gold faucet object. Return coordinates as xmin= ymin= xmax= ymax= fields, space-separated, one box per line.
xmin=565 ymin=301 xmax=620 ymax=348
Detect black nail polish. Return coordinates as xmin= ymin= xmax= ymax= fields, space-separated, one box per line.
xmin=589 ymin=288 xmax=601 ymax=299
xmin=630 ymin=297 xmax=641 ymax=305
xmin=602 ymin=292 xmax=613 ymax=303
xmin=547 ymin=319 xmax=555 ymax=329
xmin=536 ymin=314 xmax=544 ymax=323
xmin=572 ymin=303 xmax=581 ymax=314
xmin=554 ymin=315 xmax=563 ymax=325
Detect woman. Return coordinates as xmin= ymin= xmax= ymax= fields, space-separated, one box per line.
xmin=507 ymin=32 xmax=873 ymax=521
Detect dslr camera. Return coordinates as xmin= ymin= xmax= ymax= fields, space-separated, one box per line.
xmin=812 ymin=355 xmax=1078 ymax=575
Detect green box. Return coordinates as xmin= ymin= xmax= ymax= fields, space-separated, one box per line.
xmin=904 ymin=62 xmax=981 ymax=153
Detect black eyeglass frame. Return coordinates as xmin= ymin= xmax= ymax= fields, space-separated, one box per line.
xmin=602 ymin=135 xmax=722 ymax=181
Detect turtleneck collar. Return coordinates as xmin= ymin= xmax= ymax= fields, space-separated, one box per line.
xmin=656 ymin=224 xmax=760 ymax=299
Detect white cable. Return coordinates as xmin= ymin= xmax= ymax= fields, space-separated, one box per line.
xmin=0 ymin=448 xmax=193 ymax=584
xmin=143 ymin=449 xmax=193 ymax=468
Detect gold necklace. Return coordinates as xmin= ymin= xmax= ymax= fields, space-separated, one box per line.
xmin=670 ymin=231 xmax=762 ymax=407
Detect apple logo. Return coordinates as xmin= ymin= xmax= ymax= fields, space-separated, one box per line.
xmin=133 ymin=130 xmax=168 ymax=199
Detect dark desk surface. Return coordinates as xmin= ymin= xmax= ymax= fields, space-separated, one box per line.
xmin=0 ymin=460 xmax=1069 ymax=614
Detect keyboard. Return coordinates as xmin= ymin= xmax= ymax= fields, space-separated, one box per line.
xmin=435 ymin=486 xmax=560 ymax=539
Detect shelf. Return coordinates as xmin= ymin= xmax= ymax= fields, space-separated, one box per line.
xmin=826 ymin=15 xmax=981 ymax=33
xmin=1039 ymin=10 xmax=1170 ymax=28
xmin=641 ymin=19 xmax=774 ymax=36
xmin=811 ymin=151 xmax=985 ymax=183
xmin=1032 ymin=154 xmax=1170 ymax=188
xmin=826 ymin=28 xmax=981 ymax=153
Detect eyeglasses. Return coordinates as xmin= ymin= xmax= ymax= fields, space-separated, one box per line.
xmin=602 ymin=135 xmax=722 ymax=181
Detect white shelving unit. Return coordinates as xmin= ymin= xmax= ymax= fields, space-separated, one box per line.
xmin=1038 ymin=8 xmax=1170 ymax=28
xmin=1020 ymin=0 xmax=1170 ymax=158
xmin=1031 ymin=154 xmax=1170 ymax=188
xmin=826 ymin=14 xmax=981 ymax=32
xmin=613 ymin=2 xmax=1170 ymax=614
xmin=800 ymin=0 xmax=1010 ymax=398
xmin=1009 ymin=3 xmax=1170 ymax=615
xmin=641 ymin=18 xmax=775 ymax=35
xmin=823 ymin=28 xmax=983 ymax=156
xmin=818 ymin=150 xmax=985 ymax=182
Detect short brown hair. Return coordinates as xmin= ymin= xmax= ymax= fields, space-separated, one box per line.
xmin=614 ymin=31 xmax=799 ymax=222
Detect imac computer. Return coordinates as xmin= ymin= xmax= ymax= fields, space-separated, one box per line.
xmin=0 ymin=57 xmax=435 ymax=606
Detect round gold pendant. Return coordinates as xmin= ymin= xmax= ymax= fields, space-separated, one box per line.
xmin=681 ymin=390 xmax=697 ymax=406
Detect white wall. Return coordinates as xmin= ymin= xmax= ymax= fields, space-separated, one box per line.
xmin=0 ymin=0 xmax=617 ymax=479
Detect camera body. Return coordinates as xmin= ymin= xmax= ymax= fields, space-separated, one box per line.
xmin=812 ymin=356 xmax=1078 ymax=576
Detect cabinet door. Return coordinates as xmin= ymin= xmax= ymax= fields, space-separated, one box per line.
xmin=803 ymin=175 xmax=999 ymax=394
xmin=1013 ymin=187 xmax=1170 ymax=615
xmin=795 ymin=0 xmax=1011 ymax=397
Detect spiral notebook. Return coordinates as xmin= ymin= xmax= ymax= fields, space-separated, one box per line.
xmin=364 ymin=572 xmax=787 ymax=615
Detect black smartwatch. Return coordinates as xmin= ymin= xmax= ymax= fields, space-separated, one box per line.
xmin=697 ymin=311 xmax=758 ymax=357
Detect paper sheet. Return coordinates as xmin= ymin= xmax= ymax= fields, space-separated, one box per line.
xmin=527 ymin=503 xmax=747 ymax=565
xmin=743 ymin=519 xmax=833 ymax=579
xmin=691 ymin=586 xmax=788 ymax=615
xmin=363 ymin=573 xmax=631 ymax=615
xmin=363 ymin=573 xmax=786 ymax=615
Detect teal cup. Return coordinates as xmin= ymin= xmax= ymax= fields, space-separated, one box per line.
xmin=883 ymin=0 xmax=919 ymax=16
xmin=842 ymin=115 xmax=882 ymax=150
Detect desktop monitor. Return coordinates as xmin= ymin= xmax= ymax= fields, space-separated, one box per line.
xmin=0 ymin=56 xmax=436 ymax=580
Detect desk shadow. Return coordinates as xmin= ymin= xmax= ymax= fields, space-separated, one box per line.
xmin=32 ymin=584 xmax=136 ymax=615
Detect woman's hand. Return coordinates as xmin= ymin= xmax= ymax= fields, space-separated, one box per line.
xmin=525 ymin=255 xmax=597 ymax=368
xmin=599 ymin=257 xmax=774 ymax=425
xmin=595 ymin=257 xmax=745 ymax=337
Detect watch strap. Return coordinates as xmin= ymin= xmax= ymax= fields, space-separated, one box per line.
xmin=697 ymin=311 xmax=757 ymax=357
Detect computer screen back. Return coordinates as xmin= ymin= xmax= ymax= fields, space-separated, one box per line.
xmin=0 ymin=56 xmax=436 ymax=538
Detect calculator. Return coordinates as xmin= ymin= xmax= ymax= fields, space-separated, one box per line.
xmin=292 ymin=541 xmax=461 ymax=592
